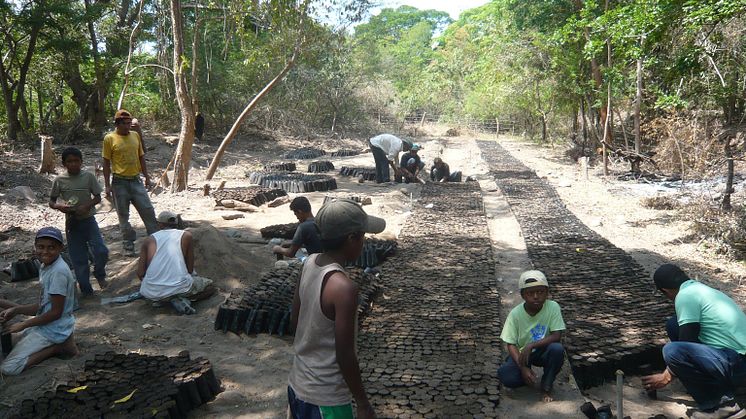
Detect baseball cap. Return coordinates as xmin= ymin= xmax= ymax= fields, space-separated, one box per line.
xmin=157 ymin=211 xmax=179 ymax=225
xmin=519 ymin=270 xmax=549 ymax=290
xmin=36 ymin=227 xmax=64 ymax=244
xmin=114 ymin=109 xmax=132 ymax=121
xmin=653 ymin=264 xmax=689 ymax=290
xmin=411 ymin=143 xmax=422 ymax=151
xmin=402 ymin=139 xmax=414 ymax=150
xmin=316 ymin=198 xmax=386 ymax=240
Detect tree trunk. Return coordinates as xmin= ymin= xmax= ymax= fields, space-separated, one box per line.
xmin=39 ymin=135 xmax=56 ymax=174
xmin=574 ymin=0 xmax=611 ymax=147
xmin=723 ymin=135 xmax=734 ymax=211
xmin=541 ymin=113 xmax=547 ymax=143
xmin=205 ymin=48 xmax=299 ymax=180
xmin=190 ymin=1 xmax=203 ymax=113
xmin=616 ymin=107 xmax=629 ymax=150
xmin=0 ymin=3 xmax=42 ymax=142
xmin=170 ymin=0 xmax=196 ymax=192
xmin=83 ymin=0 xmax=109 ymax=130
xmin=602 ymin=33 xmax=612 ymax=176
xmin=634 ymin=38 xmax=644 ymax=154
xmin=580 ymin=99 xmax=589 ymax=154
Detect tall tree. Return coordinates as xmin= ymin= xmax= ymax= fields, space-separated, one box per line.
xmin=0 ymin=0 xmax=46 ymax=142
xmin=60 ymin=0 xmax=150 ymax=133
xmin=170 ymin=0 xmax=195 ymax=192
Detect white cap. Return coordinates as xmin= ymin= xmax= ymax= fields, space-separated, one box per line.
xmin=519 ymin=270 xmax=549 ymax=290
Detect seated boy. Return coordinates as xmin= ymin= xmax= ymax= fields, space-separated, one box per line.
xmin=498 ymin=270 xmax=566 ymax=402
xmin=430 ymin=158 xmax=462 ymax=183
xmin=0 ymin=227 xmax=79 ymax=375
xmin=272 ymin=197 xmax=322 ymax=261
xmin=397 ymin=144 xmax=425 ymax=183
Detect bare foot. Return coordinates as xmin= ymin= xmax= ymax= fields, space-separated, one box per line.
xmin=58 ymin=335 xmax=80 ymax=357
xmin=542 ymin=391 xmax=553 ymax=402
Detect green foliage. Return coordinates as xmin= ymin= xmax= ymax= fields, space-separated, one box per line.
xmin=2 ymin=0 xmax=746 ymax=146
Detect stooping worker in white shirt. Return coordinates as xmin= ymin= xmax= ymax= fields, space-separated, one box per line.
xmin=368 ymin=134 xmax=413 ymax=184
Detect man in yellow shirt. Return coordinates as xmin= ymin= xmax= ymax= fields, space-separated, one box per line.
xmin=102 ymin=109 xmax=157 ymax=254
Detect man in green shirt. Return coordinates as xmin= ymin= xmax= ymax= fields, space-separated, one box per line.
xmin=498 ymin=270 xmax=566 ymax=402
xmin=643 ymin=263 xmax=746 ymax=419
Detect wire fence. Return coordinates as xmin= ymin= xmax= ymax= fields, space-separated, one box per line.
xmin=374 ymin=111 xmax=524 ymax=136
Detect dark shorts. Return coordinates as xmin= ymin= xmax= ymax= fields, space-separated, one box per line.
xmin=287 ymin=386 xmax=353 ymax=419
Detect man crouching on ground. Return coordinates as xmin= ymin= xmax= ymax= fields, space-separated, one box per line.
xmin=0 ymin=227 xmax=79 ymax=375
xmin=287 ymin=198 xmax=385 ymax=419
xmin=137 ymin=211 xmax=215 ymax=314
xmin=642 ymin=263 xmax=746 ymax=419
xmin=498 ymin=270 xmax=566 ymax=402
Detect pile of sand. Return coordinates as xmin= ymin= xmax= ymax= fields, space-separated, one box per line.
xmin=107 ymin=223 xmax=272 ymax=295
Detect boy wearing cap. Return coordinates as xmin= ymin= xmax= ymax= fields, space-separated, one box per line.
xmin=397 ymin=144 xmax=425 ymax=184
xmin=369 ymin=133 xmax=412 ymax=184
xmin=642 ymin=264 xmax=746 ymax=419
xmin=136 ymin=211 xmax=214 ymax=315
xmin=498 ymin=270 xmax=565 ymax=402
xmin=0 ymin=227 xmax=78 ymax=375
xmin=288 ymin=199 xmax=385 ymax=419
xmin=102 ymin=108 xmax=157 ymax=254
xmin=50 ymin=147 xmax=109 ymax=296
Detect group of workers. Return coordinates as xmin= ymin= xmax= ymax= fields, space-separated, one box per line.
xmin=0 ymin=109 xmax=214 ymax=376
xmin=1 ymin=118 xmax=745 ymax=419
xmin=368 ymin=133 xmax=461 ymax=185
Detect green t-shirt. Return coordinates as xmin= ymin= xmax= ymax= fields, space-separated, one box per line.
xmin=500 ymin=299 xmax=566 ymax=352
xmin=676 ymin=280 xmax=746 ymax=354
xmin=50 ymin=171 xmax=102 ymax=220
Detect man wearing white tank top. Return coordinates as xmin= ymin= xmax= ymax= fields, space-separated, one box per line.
xmin=288 ymin=199 xmax=385 ymax=419
xmin=136 ymin=211 xmax=215 ymax=314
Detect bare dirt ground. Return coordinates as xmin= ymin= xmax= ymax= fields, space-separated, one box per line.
xmin=1 ymin=125 xmax=743 ymax=418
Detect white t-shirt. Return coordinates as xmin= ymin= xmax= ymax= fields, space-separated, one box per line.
xmin=140 ymin=229 xmax=193 ymax=300
xmin=370 ymin=134 xmax=404 ymax=161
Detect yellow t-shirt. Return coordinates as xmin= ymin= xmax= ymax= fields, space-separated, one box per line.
xmin=102 ymin=131 xmax=143 ymax=176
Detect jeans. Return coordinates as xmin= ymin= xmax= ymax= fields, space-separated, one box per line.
xmin=66 ymin=216 xmax=109 ymax=294
xmin=498 ymin=342 xmax=565 ymax=392
xmin=111 ymin=177 xmax=157 ymax=244
xmin=370 ymin=145 xmax=390 ymax=183
xmin=664 ymin=316 xmax=746 ymax=410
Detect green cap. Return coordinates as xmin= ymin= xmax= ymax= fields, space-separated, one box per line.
xmin=316 ymin=198 xmax=386 ymax=240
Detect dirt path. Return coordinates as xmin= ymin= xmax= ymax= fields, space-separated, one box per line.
xmin=481 ymin=137 xmax=691 ymax=419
